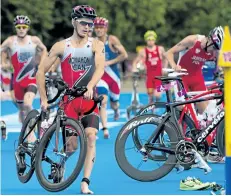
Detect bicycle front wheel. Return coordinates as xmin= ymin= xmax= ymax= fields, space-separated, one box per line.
xmin=16 ymin=109 xmax=39 ymax=183
xmin=216 ymin=119 xmax=225 ymax=157
xmin=35 ymin=118 xmax=87 ymax=192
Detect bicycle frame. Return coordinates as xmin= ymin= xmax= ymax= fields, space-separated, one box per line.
xmin=143 ymin=93 xmax=223 ymax=155
xmin=179 ymin=88 xmax=223 ymax=145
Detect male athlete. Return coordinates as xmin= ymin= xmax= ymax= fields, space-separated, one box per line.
xmin=132 ymin=30 xmax=168 ymax=104
xmin=166 ymin=26 xmax=224 ymax=163
xmin=166 ymin=26 xmax=224 ymax=114
xmin=94 ymin=17 xmax=128 ymax=139
xmin=1 ymin=15 xmax=47 ymax=125
xmin=36 ymin=5 xmax=105 ymax=194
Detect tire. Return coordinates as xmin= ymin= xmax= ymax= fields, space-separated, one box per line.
xmin=216 ymin=119 xmax=225 ymax=157
xmin=133 ymin=104 xmax=195 ymax=158
xmin=137 ymin=102 xmax=167 ymax=115
xmin=35 ymin=118 xmax=87 ymax=192
xmin=17 ymin=109 xmax=39 ymax=183
xmin=115 ymin=114 xmax=179 ymax=182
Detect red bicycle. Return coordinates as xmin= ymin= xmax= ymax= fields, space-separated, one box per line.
xmin=133 ymin=69 xmax=223 ymax=156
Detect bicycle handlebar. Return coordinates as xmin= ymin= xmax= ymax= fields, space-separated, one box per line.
xmin=46 ymin=76 xmax=103 ymax=106
xmin=162 ymin=68 xmax=187 ymax=73
xmin=168 ymin=72 xmax=188 ymax=77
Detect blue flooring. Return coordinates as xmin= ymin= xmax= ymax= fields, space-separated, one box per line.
xmin=0 ymin=93 xmax=225 ymax=195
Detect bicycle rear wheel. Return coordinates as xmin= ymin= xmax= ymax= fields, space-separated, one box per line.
xmin=115 ymin=114 xmax=178 ymax=182
xmin=35 ymin=118 xmax=87 ymax=192
xmin=133 ymin=104 xmax=195 ymax=160
xmin=16 ymin=109 xmax=40 ymax=183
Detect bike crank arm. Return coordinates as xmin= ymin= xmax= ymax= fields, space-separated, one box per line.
xmin=145 ymin=144 xmax=176 ymax=154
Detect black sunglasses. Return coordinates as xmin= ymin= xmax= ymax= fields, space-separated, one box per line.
xmin=77 ymin=20 xmax=94 ymax=28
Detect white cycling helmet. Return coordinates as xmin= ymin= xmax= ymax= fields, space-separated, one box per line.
xmin=209 ymin=26 xmax=224 ymax=50
xmin=13 ymin=15 xmax=31 ymax=26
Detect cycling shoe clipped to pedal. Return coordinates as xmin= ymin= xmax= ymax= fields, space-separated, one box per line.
xmin=15 ymin=150 xmax=26 ymax=174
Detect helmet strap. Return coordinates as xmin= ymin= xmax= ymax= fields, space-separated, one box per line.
xmin=204 ymin=39 xmax=214 ymax=52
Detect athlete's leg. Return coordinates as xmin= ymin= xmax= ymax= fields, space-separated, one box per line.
xmin=23 ymin=85 xmax=37 ymax=143
xmin=14 ymin=82 xmax=25 ymax=123
xmin=100 ymin=95 xmax=110 ymax=138
xmin=23 ymin=85 xmax=37 ymax=120
xmin=96 ymin=80 xmax=110 ymax=138
xmin=146 ymin=76 xmax=154 ymax=104
xmin=110 ymin=100 xmax=119 ymax=120
xmin=109 ymin=78 xmax=120 ymax=121
xmin=9 ymin=74 xmax=17 ymax=105
xmin=80 ymin=108 xmax=99 ymax=194
xmin=189 ymin=77 xmax=208 ymax=114
xmin=153 ymin=78 xmax=162 ymax=102
xmin=81 ymin=127 xmax=97 ymax=194
xmin=10 ymin=90 xmax=17 ymax=104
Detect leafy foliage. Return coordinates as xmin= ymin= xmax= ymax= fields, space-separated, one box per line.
xmin=1 ymin=0 xmax=231 ymax=51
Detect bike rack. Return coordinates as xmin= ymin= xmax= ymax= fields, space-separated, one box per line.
xmin=126 ymin=73 xmax=143 ymax=119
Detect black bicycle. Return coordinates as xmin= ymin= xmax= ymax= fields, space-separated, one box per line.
xmin=132 ymin=73 xmax=197 ymax=158
xmin=115 ymin=77 xmax=224 ymax=182
xmin=14 ymin=75 xmax=62 ymax=183
xmin=34 ymin=80 xmax=103 ymax=192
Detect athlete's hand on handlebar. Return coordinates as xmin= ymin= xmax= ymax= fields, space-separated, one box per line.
xmin=84 ymin=85 xmax=94 ymax=100
xmin=41 ymin=99 xmax=49 ymax=111
xmin=173 ymin=65 xmax=182 ymax=71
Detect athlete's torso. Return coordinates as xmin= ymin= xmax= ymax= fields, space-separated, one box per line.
xmin=145 ymin=46 xmax=162 ymax=75
xmin=104 ymin=35 xmax=120 ymax=78
xmin=61 ymin=37 xmax=95 ymax=88
xmin=178 ymin=35 xmax=214 ymax=76
xmin=10 ymin=36 xmax=37 ymax=83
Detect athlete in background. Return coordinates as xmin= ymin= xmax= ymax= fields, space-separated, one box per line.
xmin=94 ymin=17 xmax=128 ymax=139
xmin=1 ymin=15 xmax=47 ymax=126
xmin=166 ymin=26 xmax=224 ymax=114
xmin=132 ymin=30 xmax=168 ymax=104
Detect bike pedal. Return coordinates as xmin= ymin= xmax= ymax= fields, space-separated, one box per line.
xmin=48 ymin=164 xmax=57 ymax=180
xmin=48 ymin=174 xmax=54 ymax=179
xmin=143 ymin=155 xmax=148 ymax=162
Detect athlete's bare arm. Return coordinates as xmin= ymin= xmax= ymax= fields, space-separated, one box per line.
xmin=32 ymin=36 xmax=48 ymax=64
xmin=106 ymin=35 xmax=128 ymax=66
xmin=159 ymin=46 xmax=168 ymax=68
xmin=0 ymin=38 xmax=13 ymax=70
xmin=88 ymin=39 xmax=105 ymax=89
xmin=48 ymin=58 xmax=60 ymax=72
xmin=132 ymin=48 xmax=146 ymax=72
xmin=1 ymin=50 xmax=11 ymax=70
xmin=166 ymin=35 xmax=197 ymax=69
xmin=0 ymin=37 xmax=13 ymax=53
xmin=36 ymin=41 xmax=64 ymax=104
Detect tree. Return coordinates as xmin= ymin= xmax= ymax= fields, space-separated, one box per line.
xmin=1 ymin=0 xmax=231 ymax=51
xmin=161 ymin=0 xmax=231 ymax=48
xmin=1 ymin=0 xmax=55 ymax=44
